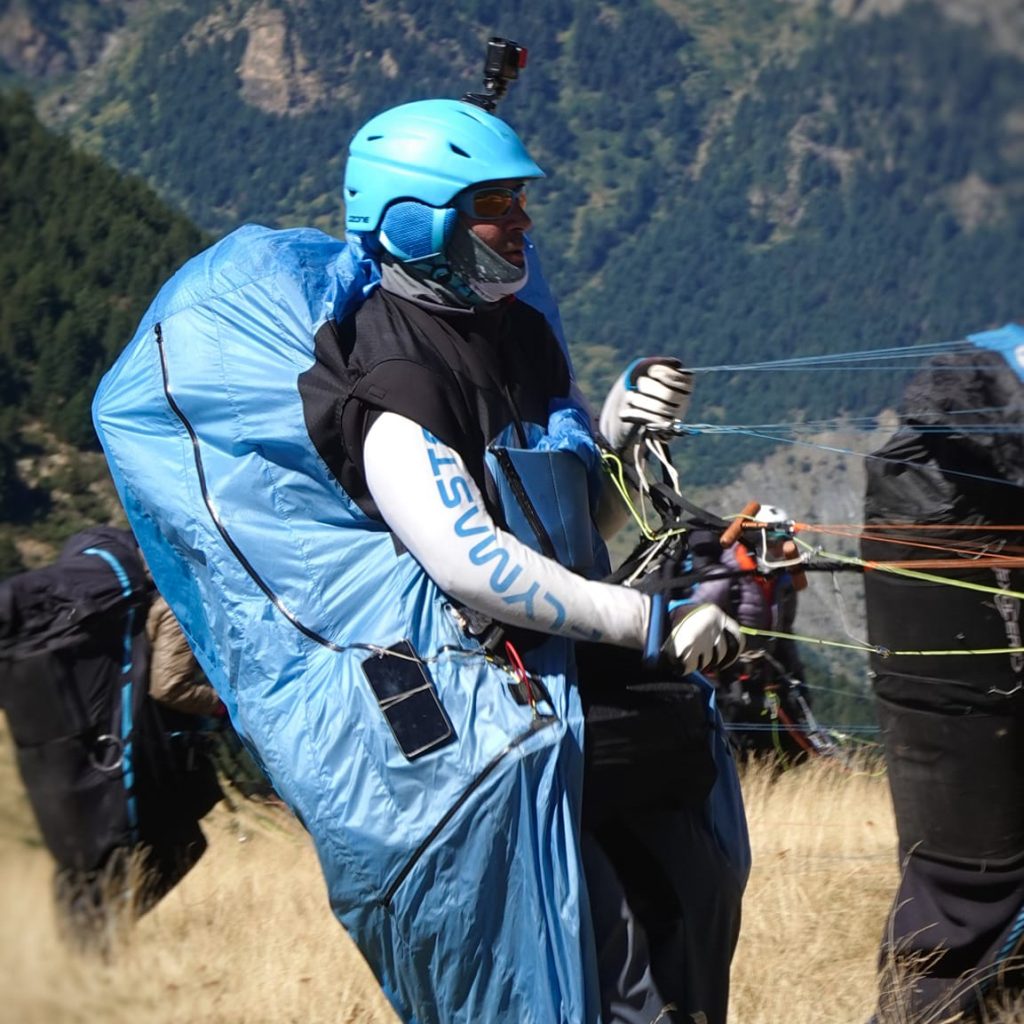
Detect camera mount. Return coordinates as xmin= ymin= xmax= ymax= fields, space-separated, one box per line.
xmin=463 ymin=37 xmax=528 ymax=112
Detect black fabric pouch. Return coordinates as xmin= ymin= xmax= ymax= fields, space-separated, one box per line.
xmin=576 ymin=644 xmax=716 ymax=828
xmin=876 ymin=693 xmax=1024 ymax=865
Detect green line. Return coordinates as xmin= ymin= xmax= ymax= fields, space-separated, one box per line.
xmin=742 ymin=626 xmax=1024 ymax=658
xmin=796 ymin=539 xmax=1024 ymax=600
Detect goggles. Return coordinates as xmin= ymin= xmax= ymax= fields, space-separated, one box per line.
xmin=454 ymin=183 xmax=527 ymax=220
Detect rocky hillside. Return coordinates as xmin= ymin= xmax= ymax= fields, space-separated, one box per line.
xmin=689 ymin=412 xmax=899 ymax=683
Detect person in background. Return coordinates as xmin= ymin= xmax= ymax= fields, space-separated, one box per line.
xmin=146 ymin=593 xmax=223 ymax=715
xmin=687 ymin=505 xmax=826 ymax=767
xmin=862 ymin=324 xmax=1024 ymax=1022
xmin=0 ymin=527 xmax=223 ymax=950
xmin=147 ymin=592 xmax=274 ymax=802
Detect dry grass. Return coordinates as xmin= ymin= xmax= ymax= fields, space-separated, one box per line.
xmin=730 ymin=755 xmax=898 ymax=1023
xmin=0 ymin=723 xmax=1020 ymax=1023
xmin=0 ymin=723 xmax=397 ymax=1024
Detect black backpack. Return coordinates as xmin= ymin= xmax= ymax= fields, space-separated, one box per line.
xmin=0 ymin=527 xmax=220 ymax=906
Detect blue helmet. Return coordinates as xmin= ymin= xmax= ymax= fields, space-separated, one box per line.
xmin=343 ymin=98 xmax=545 ymax=239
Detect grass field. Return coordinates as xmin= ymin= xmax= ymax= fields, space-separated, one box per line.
xmin=0 ymin=723 xmax=1020 ymax=1024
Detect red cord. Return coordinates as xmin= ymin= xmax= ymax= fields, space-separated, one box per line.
xmin=504 ymin=639 xmax=537 ymax=711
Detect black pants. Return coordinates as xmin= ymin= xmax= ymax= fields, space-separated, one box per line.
xmin=874 ymin=694 xmax=1024 ymax=1020
xmin=586 ymin=809 xmax=743 ymax=1024
xmin=576 ymin=642 xmax=743 ymax=1024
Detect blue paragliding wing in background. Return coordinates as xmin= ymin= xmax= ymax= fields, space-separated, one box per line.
xmin=969 ymin=322 xmax=1024 ymax=382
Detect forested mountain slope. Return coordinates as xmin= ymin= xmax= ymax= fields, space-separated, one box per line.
xmin=0 ymin=0 xmax=1016 ymax=735
xmin=1 ymin=0 xmax=1022 ymax=528
xmin=0 ymin=91 xmax=206 ymax=567
xmin=4 ymin=0 xmax=1021 ymax=484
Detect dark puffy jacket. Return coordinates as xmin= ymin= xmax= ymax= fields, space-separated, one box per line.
xmin=0 ymin=527 xmax=220 ymax=898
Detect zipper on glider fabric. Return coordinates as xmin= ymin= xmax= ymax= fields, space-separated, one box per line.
xmin=154 ymin=322 xmax=348 ymax=653
xmin=379 ymin=714 xmax=558 ymax=910
xmin=490 ymin=446 xmax=559 ymax=560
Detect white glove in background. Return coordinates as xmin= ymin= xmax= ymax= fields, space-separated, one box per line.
xmin=599 ymin=357 xmax=694 ymax=450
xmin=665 ymin=603 xmax=744 ymax=676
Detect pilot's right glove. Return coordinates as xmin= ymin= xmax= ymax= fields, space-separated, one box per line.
xmin=599 ymin=357 xmax=694 ymax=450
xmin=665 ymin=603 xmax=744 ymax=676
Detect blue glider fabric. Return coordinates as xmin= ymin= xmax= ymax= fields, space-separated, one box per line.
xmin=969 ymin=321 xmax=1024 ymax=383
xmin=93 ymin=223 xmax=749 ymax=1022
xmin=94 ymin=224 xmax=599 ymax=1023
xmin=521 ymin=240 xmax=571 ymax=370
xmin=487 ymin=404 xmax=611 ymax=581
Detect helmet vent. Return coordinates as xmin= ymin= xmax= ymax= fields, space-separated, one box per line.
xmin=449 ymin=143 xmax=470 ymax=158
xmin=366 ymin=134 xmax=383 ymax=142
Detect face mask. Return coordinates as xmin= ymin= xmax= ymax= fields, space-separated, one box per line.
xmin=446 ymin=221 xmax=529 ymax=302
xmin=375 ymin=204 xmax=528 ymax=308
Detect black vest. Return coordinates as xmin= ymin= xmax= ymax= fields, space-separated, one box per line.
xmin=298 ymin=289 xmax=570 ymax=520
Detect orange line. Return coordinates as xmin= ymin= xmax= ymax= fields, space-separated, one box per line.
xmin=795 ymin=522 xmax=1024 ymax=558
xmin=798 ymin=523 xmax=1024 ymax=532
xmin=854 ymin=529 xmax=1024 ymax=561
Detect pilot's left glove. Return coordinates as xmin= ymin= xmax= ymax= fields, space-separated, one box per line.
xmin=664 ymin=603 xmax=744 ymax=676
xmin=599 ymin=357 xmax=694 ymax=450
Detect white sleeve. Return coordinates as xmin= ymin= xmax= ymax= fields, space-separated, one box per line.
xmin=363 ymin=412 xmax=650 ymax=647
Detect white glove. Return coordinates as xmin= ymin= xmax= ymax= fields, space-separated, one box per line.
xmin=599 ymin=357 xmax=694 ymax=450
xmin=665 ymin=603 xmax=744 ymax=676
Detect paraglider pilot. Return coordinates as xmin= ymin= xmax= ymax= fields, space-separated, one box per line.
xmin=688 ymin=505 xmax=826 ymax=766
xmin=92 ymin=51 xmax=750 ymax=1024
xmin=304 ymin=92 xmax=747 ymax=1024
xmin=863 ymin=324 xmax=1024 ymax=1021
xmin=0 ymin=527 xmax=223 ymax=950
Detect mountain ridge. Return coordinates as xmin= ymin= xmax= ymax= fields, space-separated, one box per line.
xmin=1 ymin=0 xmax=1021 ymax=569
